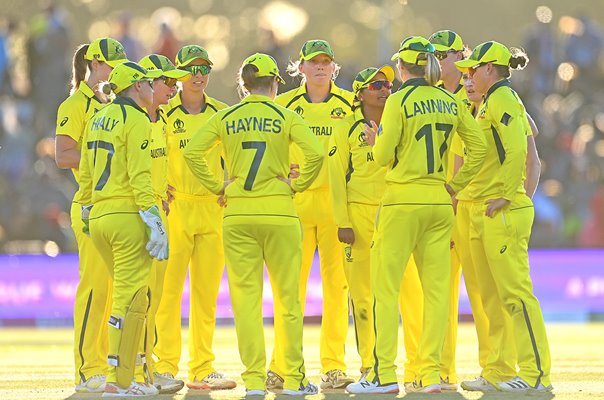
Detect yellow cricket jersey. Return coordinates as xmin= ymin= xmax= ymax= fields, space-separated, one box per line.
xmin=183 ymin=94 xmax=324 ymax=216
xmin=328 ymin=107 xmax=386 ymax=228
xmin=56 ymin=81 xmax=105 ymax=183
xmin=165 ymin=92 xmax=228 ymax=197
xmin=457 ymin=79 xmax=529 ymax=202
xmin=78 ymin=96 xmax=155 ymax=213
xmin=276 ymin=82 xmax=354 ymax=191
xmin=438 ymin=80 xmax=471 ymax=182
xmin=375 ymin=77 xmax=486 ymax=204
xmin=150 ymin=109 xmax=168 ymax=201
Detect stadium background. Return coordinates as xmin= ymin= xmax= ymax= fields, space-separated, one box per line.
xmin=0 ymin=0 xmax=603 ymax=324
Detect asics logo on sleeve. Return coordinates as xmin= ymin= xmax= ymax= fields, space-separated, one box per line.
xmin=60 ymin=117 xmax=69 ymax=126
xmin=140 ymin=140 xmax=149 ymax=150
xmin=328 ymin=146 xmax=337 ymax=156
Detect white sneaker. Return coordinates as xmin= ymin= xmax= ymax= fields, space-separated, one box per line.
xmin=246 ymin=389 xmax=267 ymax=396
xmin=75 ymin=374 xmax=106 ymax=393
xmin=346 ymin=378 xmax=399 ymax=394
xmin=440 ymin=377 xmax=458 ymax=391
xmin=404 ymin=381 xmax=441 ymax=393
xmin=102 ymin=381 xmax=159 ymax=397
xmin=460 ymin=376 xmax=497 ymax=392
xmin=282 ymin=382 xmax=319 ymax=395
xmin=154 ymin=372 xmax=184 ymax=394
xmin=187 ymin=371 xmax=237 ymax=390
xmin=497 ymin=376 xmax=553 ymax=393
xmin=266 ymin=370 xmax=284 ymax=391
xmin=320 ymin=369 xmax=355 ymax=389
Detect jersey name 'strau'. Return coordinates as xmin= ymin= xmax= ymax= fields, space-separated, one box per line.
xmin=225 ymin=117 xmax=282 ymax=135
xmin=404 ymin=99 xmax=458 ymax=119
xmin=90 ymin=116 xmax=119 ymax=132
xmin=310 ymin=125 xmax=332 ymax=136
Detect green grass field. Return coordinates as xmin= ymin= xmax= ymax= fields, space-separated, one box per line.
xmin=0 ymin=323 xmax=603 ymax=399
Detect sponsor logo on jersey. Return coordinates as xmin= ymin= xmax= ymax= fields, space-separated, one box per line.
xmin=357 ymin=132 xmax=370 ymax=148
xmin=330 ymin=107 xmax=346 ymax=119
xmin=500 ymin=245 xmax=507 ymax=254
xmin=345 ymin=246 xmax=353 ymax=262
xmin=173 ymin=118 xmax=186 ymax=134
xmin=294 ymin=106 xmax=304 ymax=117
xmin=328 ymin=146 xmax=337 ymax=156
xmin=60 ymin=117 xmax=69 ymax=126
xmin=140 ymin=140 xmax=149 ymax=150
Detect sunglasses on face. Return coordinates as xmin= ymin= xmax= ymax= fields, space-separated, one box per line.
xmin=181 ymin=64 xmax=212 ymax=76
xmin=158 ymin=76 xmax=178 ymax=87
xmin=469 ymin=62 xmax=490 ymax=76
xmin=363 ymin=80 xmax=392 ymax=91
xmin=435 ymin=50 xmax=459 ymax=60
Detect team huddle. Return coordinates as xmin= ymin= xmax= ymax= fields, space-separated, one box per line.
xmin=54 ymin=29 xmax=552 ymax=397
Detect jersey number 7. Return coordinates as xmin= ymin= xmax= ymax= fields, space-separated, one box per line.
xmin=242 ymin=141 xmax=266 ymax=190
xmin=414 ymin=123 xmax=453 ymax=174
xmin=87 ymin=140 xmax=115 ymax=190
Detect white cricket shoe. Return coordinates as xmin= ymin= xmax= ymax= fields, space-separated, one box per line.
xmin=282 ymin=382 xmax=319 ymax=395
xmin=497 ymin=376 xmax=553 ymax=393
xmin=460 ymin=376 xmax=497 ymax=392
xmin=246 ymin=389 xmax=267 ymax=396
xmin=346 ymin=378 xmax=399 ymax=394
xmin=320 ymin=369 xmax=355 ymax=389
xmin=404 ymin=381 xmax=441 ymax=393
xmin=440 ymin=377 xmax=458 ymax=391
xmin=154 ymin=372 xmax=184 ymax=394
xmin=75 ymin=374 xmax=106 ymax=393
xmin=102 ymin=381 xmax=159 ymax=397
xmin=187 ymin=371 xmax=237 ymax=390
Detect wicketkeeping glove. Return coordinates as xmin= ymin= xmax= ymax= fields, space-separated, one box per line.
xmin=81 ymin=205 xmax=93 ymax=237
xmin=139 ymin=205 xmax=169 ymax=261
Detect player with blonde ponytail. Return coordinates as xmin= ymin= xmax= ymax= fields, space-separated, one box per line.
xmin=55 ymin=37 xmax=127 ymax=394
xmin=347 ymin=36 xmax=487 ymax=394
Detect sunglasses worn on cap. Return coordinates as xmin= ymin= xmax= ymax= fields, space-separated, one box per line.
xmin=181 ymin=65 xmax=211 ymax=76
xmin=435 ymin=50 xmax=460 ymax=60
xmin=363 ymin=80 xmax=392 ymax=91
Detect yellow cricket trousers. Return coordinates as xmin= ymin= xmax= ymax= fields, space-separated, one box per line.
xmin=70 ymin=201 xmax=112 ymax=384
xmin=144 ymin=201 xmax=168 ymax=379
xmin=368 ymin=202 xmax=454 ymax=387
xmin=90 ymin=207 xmax=152 ymax=384
xmin=223 ymin=215 xmax=309 ymax=392
xmin=470 ymin=196 xmax=551 ymax=387
xmin=458 ymin=199 xmax=516 ymax=383
xmin=154 ymin=194 xmax=224 ymax=381
xmin=270 ymin=189 xmax=348 ymax=374
xmin=344 ymin=203 xmax=423 ymax=383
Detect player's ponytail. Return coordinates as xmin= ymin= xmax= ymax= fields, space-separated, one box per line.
xmin=424 ymin=52 xmax=441 ymax=86
xmin=70 ymin=44 xmax=89 ymax=94
xmin=400 ymin=52 xmax=441 ymax=86
xmin=237 ymin=63 xmax=275 ymax=98
xmin=99 ymin=81 xmax=118 ymax=97
xmin=494 ymin=47 xmax=529 ymax=78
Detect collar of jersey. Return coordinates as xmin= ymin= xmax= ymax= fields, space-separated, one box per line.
xmin=483 ymin=79 xmax=511 ymax=104
xmin=353 ymin=107 xmax=367 ymax=123
xmin=170 ymin=91 xmax=214 ymax=113
xmin=242 ymin=94 xmax=274 ymax=103
xmin=113 ymin=96 xmax=148 ymax=116
xmin=400 ymin=77 xmax=429 ymax=91
xmin=299 ymin=81 xmax=339 ymax=103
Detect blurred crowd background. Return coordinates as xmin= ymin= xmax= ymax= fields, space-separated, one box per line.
xmin=1 ymin=0 xmax=604 ymax=254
